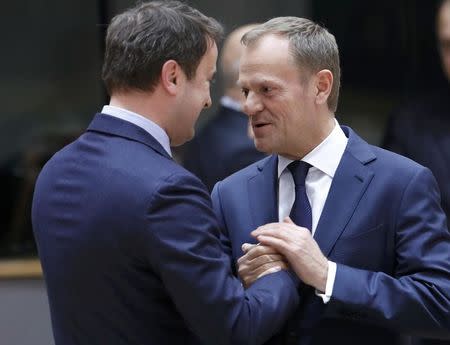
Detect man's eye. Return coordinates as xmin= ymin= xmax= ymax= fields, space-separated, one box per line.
xmin=262 ymin=86 xmax=272 ymax=93
xmin=241 ymin=89 xmax=249 ymax=98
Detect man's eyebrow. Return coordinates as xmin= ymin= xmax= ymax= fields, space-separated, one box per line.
xmin=237 ymin=77 xmax=279 ymax=87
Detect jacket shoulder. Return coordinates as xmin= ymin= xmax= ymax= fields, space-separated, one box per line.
xmin=216 ymin=155 xmax=273 ymax=188
xmin=370 ymin=145 xmax=427 ymax=174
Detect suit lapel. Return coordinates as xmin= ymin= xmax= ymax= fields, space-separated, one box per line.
xmin=248 ymin=155 xmax=279 ymax=228
xmin=87 ymin=113 xmax=172 ymax=160
xmin=314 ymin=126 xmax=376 ymax=256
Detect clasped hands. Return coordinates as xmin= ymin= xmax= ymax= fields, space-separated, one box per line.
xmin=238 ymin=217 xmax=328 ymax=292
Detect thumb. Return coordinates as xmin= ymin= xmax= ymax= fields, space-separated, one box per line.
xmin=283 ymin=217 xmax=295 ymax=225
xmin=242 ymin=243 xmax=258 ymax=253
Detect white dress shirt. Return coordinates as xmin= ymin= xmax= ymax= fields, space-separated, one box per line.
xmin=101 ymin=105 xmax=172 ymax=157
xmin=277 ymin=119 xmax=348 ymax=303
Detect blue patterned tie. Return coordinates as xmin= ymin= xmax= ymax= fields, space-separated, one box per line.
xmin=288 ymin=161 xmax=312 ymax=231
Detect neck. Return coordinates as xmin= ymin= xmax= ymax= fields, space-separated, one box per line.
xmin=109 ymin=90 xmax=168 ymax=131
xmin=314 ymin=115 xmax=336 ymax=144
xmin=307 ymin=115 xmax=336 ymax=155
xmin=283 ymin=114 xmax=336 ymax=160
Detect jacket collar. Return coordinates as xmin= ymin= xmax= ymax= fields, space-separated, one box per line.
xmin=86 ymin=113 xmax=172 ymax=160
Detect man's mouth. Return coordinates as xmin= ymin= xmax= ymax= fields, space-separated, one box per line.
xmin=253 ymin=122 xmax=269 ymax=128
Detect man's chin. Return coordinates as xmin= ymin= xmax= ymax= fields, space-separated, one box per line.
xmin=186 ymin=130 xmax=195 ymax=142
xmin=254 ymin=139 xmax=272 ymax=154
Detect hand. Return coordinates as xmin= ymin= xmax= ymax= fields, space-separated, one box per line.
xmin=251 ymin=217 xmax=328 ymax=292
xmin=237 ymin=243 xmax=288 ymax=288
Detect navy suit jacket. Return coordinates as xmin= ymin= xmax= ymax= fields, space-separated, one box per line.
xmin=212 ymin=126 xmax=450 ymax=345
xmin=184 ymin=105 xmax=266 ymax=191
xmin=32 ymin=114 xmax=300 ymax=345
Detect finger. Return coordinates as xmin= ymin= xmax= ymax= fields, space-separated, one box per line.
xmin=239 ymin=260 xmax=287 ymax=284
xmin=237 ymin=247 xmax=277 ymax=267
xmin=244 ymin=244 xmax=279 ymax=261
xmin=254 ymin=222 xmax=283 ymax=231
xmin=252 ymin=224 xmax=309 ymax=239
xmin=253 ymin=222 xmax=287 ymax=235
xmin=251 ymin=226 xmax=279 ymax=238
xmin=238 ymin=266 xmax=260 ymax=287
xmin=238 ymin=254 xmax=287 ymax=274
xmin=251 ymin=227 xmax=291 ymax=240
xmin=237 ymin=249 xmax=258 ymax=266
xmin=252 ymin=222 xmax=296 ymax=236
xmin=256 ymin=266 xmax=283 ymax=280
xmin=237 ymin=253 xmax=286 ymax=280
xmin=239 ymin=257 xmax=287 ymax=275
xmin=242 ymin=242 xmax=258 ymax=253
xmin=249 ymin=254 xmax=286 ymax=268
xmin=256 ymin=261 xmax=288 ymax=275
xmin=256 ymin=235 xmax=291 ymax=257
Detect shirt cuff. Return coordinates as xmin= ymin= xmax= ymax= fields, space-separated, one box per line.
xmin=315 ymin=261 xmax=337 ymax=304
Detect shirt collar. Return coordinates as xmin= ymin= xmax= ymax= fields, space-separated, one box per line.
xmin=101 ymin=105 xmax=172 ymax=157
xmin=278 ymin=119 xmax=348 ymax=178
xmin=220 ymin=96 xmax=242 ymax=112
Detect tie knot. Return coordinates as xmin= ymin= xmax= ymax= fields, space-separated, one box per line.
xmin=287 ymin=161 xmax=311 ymax=187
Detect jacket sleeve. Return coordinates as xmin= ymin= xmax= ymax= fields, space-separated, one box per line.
xmin=211 ymin=181 xmax=234 ymax=267
xmin=331 ymin=167 xmax=450 ymax=339
xmin=142 ymin=172 xmax=299 ymax=345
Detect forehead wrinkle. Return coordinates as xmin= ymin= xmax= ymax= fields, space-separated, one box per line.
xmin=238 ymin=74 xmax=282 ymax=89
xmin=239 ymin=62 xmax=295 ymax=86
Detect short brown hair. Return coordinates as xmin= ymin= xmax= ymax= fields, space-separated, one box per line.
xmin=242 ymin=17 xmax=341 ymax=112
xmin=102 ymin=1 xmax=223 ymax=95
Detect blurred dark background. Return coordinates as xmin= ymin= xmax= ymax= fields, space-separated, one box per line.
xmin=0 ymin=0 xmax=445 ymax=258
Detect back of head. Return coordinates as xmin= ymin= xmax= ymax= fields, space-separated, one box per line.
xmin=242 ymin=17 xmax=341 ymax=112
xmin=102 ymin=0 xmax=223 ymax=96
xmin=220 ymin=24 xmax=259 ymax=94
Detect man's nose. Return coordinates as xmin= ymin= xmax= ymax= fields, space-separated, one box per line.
xmin=243 ymin=92 xmax=263 ymax=116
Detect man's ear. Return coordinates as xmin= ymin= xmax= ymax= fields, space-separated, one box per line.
xmin=314 ymin=69 xmax=333 ymax=106
xmin=161 ymin=60 xmax=182 ymax=96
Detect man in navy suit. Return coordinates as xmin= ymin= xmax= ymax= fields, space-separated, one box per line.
xmin=383 ymin=3 xmax=450 ymax=344
xmin=184 ymin=24 xmax=266 ymax=191
xmin=383 ymin=0 xmax=450 ymax=228
xmin=31 ymin=3 xmax=300 ymax=345
xmin=211 ymin=17 xmax=450 ymax=345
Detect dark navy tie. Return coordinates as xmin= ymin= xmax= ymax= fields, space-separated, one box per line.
xmin=288 ymin=161 xmax=312 ymax=231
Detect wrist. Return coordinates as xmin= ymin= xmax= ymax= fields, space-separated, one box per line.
xmin=316 ymin=258 xmax=329 ymax=292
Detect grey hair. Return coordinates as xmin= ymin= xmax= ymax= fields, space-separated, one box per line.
xmin=242 ymin=17 xmax=341 ymax=112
